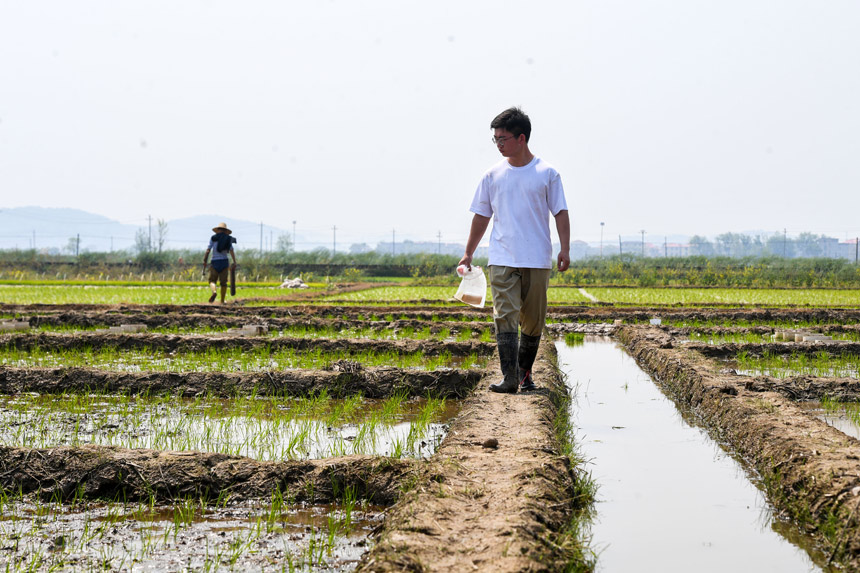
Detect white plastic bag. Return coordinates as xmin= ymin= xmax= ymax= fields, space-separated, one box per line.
xmin=453 ymin=265 xmax=487 ymax=308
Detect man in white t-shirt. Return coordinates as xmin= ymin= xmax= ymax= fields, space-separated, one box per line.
xmin=459 ymin=107 xmax=570 ymax=393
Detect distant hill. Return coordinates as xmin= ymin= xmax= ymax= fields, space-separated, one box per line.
xmin=0 ymin=207 xmax=294 ymax=253
xmin=0 ymin=207 xmax=139 ymax=253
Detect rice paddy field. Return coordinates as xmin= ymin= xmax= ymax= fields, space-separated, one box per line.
xmin=5 ymin=282 xmax=860 ymax=307
xmin=5 ymin=279 xmax=860 ymax=570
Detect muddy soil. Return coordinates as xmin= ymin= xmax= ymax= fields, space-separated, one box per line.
xmin=683 ymin=339 xmax=860 ymax=358
xmin=0 ymin=444 xmax=413 ymax=504
xmin=357 ymin=341 xmax=586 ymax=572
xmin=6 ymin=303 xmax=860 ymax=323
xmin=618 ymin=324 xmax=860 ymax=569
xmin=0 ymin=303 xmax=496 ymax=321
xmin=742 ymin=376 xmax=860 ymax=401
xmin=14 ymin=310 xmax=493 ymax=336
xmin=0 ymin=331 xmax=495 ymax=357
xmin=0 ymin=364 xmax=481 ymax=399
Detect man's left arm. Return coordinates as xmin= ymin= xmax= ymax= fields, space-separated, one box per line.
xmin=554 ymin=210 xmax=570 ymax=272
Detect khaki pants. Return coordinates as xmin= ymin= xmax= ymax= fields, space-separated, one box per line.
xmin=488 ymin=266 xmax=551 ymax=337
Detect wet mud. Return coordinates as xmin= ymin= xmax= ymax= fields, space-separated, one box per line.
xmin=683 ymin=340 xmax=860 ymax=359
xmin=0 ymin=444 xmax=414 ymax=504
xmin=16 ymin=310 xmax=493 ymax=337
xmin=0 ymin=364 xmax=482 ymax=399
xmin=618 ymin=324 xmax=860 ymax=569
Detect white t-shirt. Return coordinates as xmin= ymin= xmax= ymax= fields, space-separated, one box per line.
xmin=469 ymin=156 xmax=568 ymax=269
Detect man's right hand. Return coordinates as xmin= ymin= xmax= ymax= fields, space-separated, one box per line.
xmin=458 ymin=254 xmax=472 ymax=270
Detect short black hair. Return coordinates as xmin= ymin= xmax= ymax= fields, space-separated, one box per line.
xmin=490 ymin=107 xmax=531 ymax=142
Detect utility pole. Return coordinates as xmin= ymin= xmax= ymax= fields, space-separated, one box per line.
xmin=600 ymin=222 xmax=604 ymax=257
xmin=664 ymin=236 xmax=668 ymax=257
xmin=640 ymin=230 xmax=646 ymax=257
xmin=110 ymin=236 xmax=113 ymax=252
xmin=437 ymin=231 xmax=442 ymax=255
xmin=392 ymin=229 xmax=395 ymax=256
xmin=269 ymin=231 xmax=272 ymax=253
xmin=260 ymin=221 xmax=263 ymax=253
xmin=618 ymin=235 xmax=622 ymax=256
xmin=332 ymin=226 xmax=337 ymax=254
xmin=148 ymin=215 xmax=152 ymax=250
xmin=32 ymin=230 xmax=35 ymax=250
xmin=75 ymin=234 xmax=80 ymax=257
xmin=856 ymin=238 xmax=858 ymax=265
xmin=783 ymin=228 xmax=787 ymax=257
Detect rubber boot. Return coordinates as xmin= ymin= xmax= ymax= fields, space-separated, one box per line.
xmin=489 ymin=332 xmax=519 ymax=393
xmin=518 ymin=333 xmax=541 ymax=391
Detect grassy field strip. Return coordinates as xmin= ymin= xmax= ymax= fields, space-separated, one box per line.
xmin=588 ymin=287 xmax=860 ymax=306
xmin=732 ymin=350 xmax=860 ymax=378
xmin=0 ymin=285 xmax=300 ymax=305
xmin=321 ymin=286 xmax=487 ymax=303
xmin=322 ymin=285 xmax=594 ymax=304
xmin=0 ymin=495 xmax=377 ymax=572
xmin=0 ymin=392 xmax=454 ymax=460
xmin=0 ymin=345 xmax=488 ymax=372
xmin=577 ymin=288 xmax=599 ymax=302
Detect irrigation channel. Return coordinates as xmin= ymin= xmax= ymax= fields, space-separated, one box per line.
xmin=559 ymin=337 xmax=824 ymax=571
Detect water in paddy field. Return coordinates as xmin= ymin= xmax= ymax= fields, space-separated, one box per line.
xmin=557 ymin=337 xmax=825 ymax=572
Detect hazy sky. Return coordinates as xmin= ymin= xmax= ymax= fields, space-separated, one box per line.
xmin=2 ymin=0 xmax=859 ymax=249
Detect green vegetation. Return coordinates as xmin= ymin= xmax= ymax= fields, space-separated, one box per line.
xmin=322 ymin=285 xmax=491 ymax=303
xmin=558 ymin=255 xmax=860 ymax=288
xmin=0 ymin=491 xmax=376 ymax=571
xmin=0 ymin=284 xmax=300 ymax=305
xmin=585 ymin=287 xmax=860 ymax=306
xmin=564 ymin=332 xmax=586 ymax=347
xmin=0 ymin=390 xmax=454 ymax=460
xmin=0 ymin=344 xmax=488 ymax=372
xmin=734 ymin=350 xmax=860 ymax=378
xmin=821 ymin=395 xmax=860 ymax=428
xmin=548 ymin=346 xmax=597 ymax=570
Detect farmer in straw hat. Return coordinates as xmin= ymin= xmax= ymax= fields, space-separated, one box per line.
xmin=203 ymin=222 xmax=237 ymax=304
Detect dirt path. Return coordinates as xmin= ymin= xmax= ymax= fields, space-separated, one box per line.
xmin=358 ymin=341 xmax=584 ymax=572
xmin=0 ymin=445 xmax=413 ymax=504
xmin=618 ymin=325 xmax=860 ymax=569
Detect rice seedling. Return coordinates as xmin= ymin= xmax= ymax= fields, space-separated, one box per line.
xmin=0 ymin=284 xmax=291 ymax=305
xmin=585 ymin=287 xmax=860 ymax=307
xmin=0 ymin=343 xmax=488 ymax=372
xmin=564 ymin=332 xmax=585 ymax=347
xmin=733 ymin=350 xmax=860 ymax=378
xmin=0 ymin=391 xmax=460 ymax=460
xmin=321 ymin=285 xmax=493 ymax=303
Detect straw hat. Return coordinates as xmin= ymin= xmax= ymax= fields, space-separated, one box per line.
xmin=212 ymin=222 xmax=232 ymax=234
